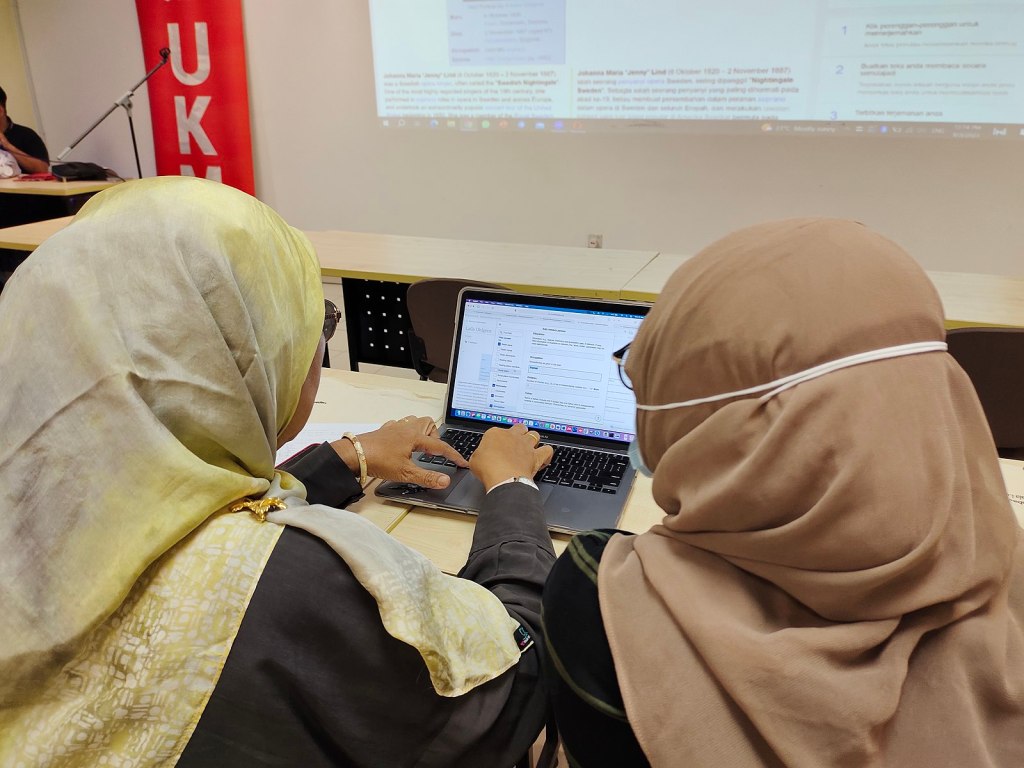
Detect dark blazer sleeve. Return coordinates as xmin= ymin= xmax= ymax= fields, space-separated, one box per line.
xmin=180 ymin=463 xmax=555 ymax=768
xmin=279 ymin=441 xmax=364 ymax=508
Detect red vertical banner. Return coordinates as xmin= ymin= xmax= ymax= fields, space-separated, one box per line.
xmin=135 ymin=0 xmax=255 ymax=194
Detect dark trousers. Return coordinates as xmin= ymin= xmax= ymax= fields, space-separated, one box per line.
xmin=542 ymin=530 xmax=651 ymax=768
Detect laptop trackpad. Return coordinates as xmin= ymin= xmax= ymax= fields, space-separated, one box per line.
xmin=445 ymin=473 xmax=556 ymax=508
xmin=407 ymin=464 xmax=469 ymax=505
xmin=444 ymin=470 xmax=486 ymax=508
xmin=378 ymin=467 xmax=556 ymax=511
xmin=380 ymin=465 xmax=483 ymax=506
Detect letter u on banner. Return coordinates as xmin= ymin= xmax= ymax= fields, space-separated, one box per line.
xmin=136 ymin=0 xmax=255 ymax=195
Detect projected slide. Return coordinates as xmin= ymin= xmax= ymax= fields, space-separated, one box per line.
xmin=367 ymin=0 xmax=1024 ymax=138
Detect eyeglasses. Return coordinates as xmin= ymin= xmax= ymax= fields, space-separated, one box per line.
xmin=323 ymin=299 xmax=342 ymax=342
xmin=611 ymin=342 xmax=633 ymax=390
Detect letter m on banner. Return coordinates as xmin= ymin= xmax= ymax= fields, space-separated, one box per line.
xmin=136 ymin=0 xmax=255 ymax=194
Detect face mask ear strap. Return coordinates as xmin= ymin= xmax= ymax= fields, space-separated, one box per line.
xmin=635 ymin=341 xmax=948 ymax=412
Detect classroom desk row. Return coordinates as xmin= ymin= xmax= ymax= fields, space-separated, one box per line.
xmin=311 ymin=368 xmax=664 ymax=573
xmin=0 ymin=178 xmax=119 ymax=229
xmin=3 ymin=216 xmax=1024 ymax=364
xmin=617 ymin=253 xmax=1024 ymax=330
xmin=302 ymin=369 xmax=1024 ymax=574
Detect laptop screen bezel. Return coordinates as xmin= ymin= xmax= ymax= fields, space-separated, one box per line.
xmin=443 ymin=287 xmax=651 ymax=450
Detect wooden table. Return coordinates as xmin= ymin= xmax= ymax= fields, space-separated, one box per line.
xmin=0 ymin=178 xmax=117 ymax=197
xmin=0 ymin=178 xmax=118 ymax=229
xmin=928 ymin=271 xmax=1024 ymax=329
xmin=304 ymin=369 xmax=1023 ymax=572
xmin=308 ymin=230 xmax=656 ymax=299
xmin=311 ymin=369 xmax=664 ymax=572
xmin=307 ymin=230 xmax=656 ymax=370
xmin=0 ymin=178 xmax=114 ymax=281
xmin=620 ymin=253 xmax=1024 ymax=329
xmin=5 ymin=218 xmax=1022 ymax=332
xmin=0 ymin=215 xmax=73 ymax=251
xmin=0 ymin=215 xmax=72 ymax=282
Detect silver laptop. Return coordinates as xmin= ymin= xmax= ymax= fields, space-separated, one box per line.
xmin=376 ymin=288 xmax=650 ymax=534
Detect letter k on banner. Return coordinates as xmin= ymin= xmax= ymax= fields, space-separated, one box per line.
xmin=136 ymin=0 xmax=255 ymax=194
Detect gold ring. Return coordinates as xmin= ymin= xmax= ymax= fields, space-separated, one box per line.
xmin=527 ymin=431 xmax=541 ymax=442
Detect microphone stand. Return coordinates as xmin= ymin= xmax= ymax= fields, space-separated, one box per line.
xmin=56 ymin=48 xmax=171 ymax=179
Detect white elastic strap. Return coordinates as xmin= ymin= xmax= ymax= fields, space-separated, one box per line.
xmin=635 ymin=341 xmax=948 ymax=411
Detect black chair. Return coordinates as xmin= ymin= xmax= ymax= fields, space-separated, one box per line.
xmin=946 ymin=327 xmax=1024 ymax=459
xmin=341 ymin=279 xmax=418 ymax=371
xmin=406 ymin=278 xmax=504 ymax=383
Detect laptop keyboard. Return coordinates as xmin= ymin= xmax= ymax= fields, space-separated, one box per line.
xmin=418 ymin=428 xmax=628 ymax=494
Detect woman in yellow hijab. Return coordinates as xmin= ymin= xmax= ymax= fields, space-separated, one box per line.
xmin=542 ymin=218 xmax=1024 ymax=767
xmin=0 ymin=177 xmax=555 ymax=766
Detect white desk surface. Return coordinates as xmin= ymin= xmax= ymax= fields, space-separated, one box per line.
xmin=4 ymin=220 xmax=1021 ymax=330
xmin=928 ymin=271 xmax=1024 ymax=328
xmin=306 ymin=229 xmax=657 ymax=299
xmin=1000 ymin=458 xmax=1024 ymax=528
xmin=619 ymin=252 xmax=691 ymax=302
xmin=312 ymin=369 xmax=664 ymax=573
xmin=620 ymin=254 xmax=1024 ymax=329
xmin=2 ymin=222 xmax=655 ymax=299
xmin=0 ymin=178 xmax=118 ymax=196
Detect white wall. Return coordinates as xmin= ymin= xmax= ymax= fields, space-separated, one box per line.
xmin=0 ymin=0 xmax=39 ymax=131
xmin=18 ymin=0 xmax=156 ymax=176
xmin=16 ymin=0 xmax=1024 ymax=275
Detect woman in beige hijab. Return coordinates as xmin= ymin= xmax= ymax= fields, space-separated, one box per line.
xmin=542 ymin=218 xmax=1024 ymax=767
xmin=0 ymin=177 xmax=554 ymax=766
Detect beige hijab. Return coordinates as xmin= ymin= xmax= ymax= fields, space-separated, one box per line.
xmin=600 ymin=219 xmax=1024 ymax=766
xmin=0 ymin=177 xmax=519 ymax=765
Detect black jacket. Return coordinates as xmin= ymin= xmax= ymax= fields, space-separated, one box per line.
xmin=179 ymin=443 xmax=555 ymax=767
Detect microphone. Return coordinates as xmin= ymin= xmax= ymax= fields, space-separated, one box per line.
xmin=159 ymin=47 xmax=170 ymax=61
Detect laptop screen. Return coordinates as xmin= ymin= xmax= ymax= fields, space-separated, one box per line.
xmin=447 ymin=292 xmax=648 ymax=444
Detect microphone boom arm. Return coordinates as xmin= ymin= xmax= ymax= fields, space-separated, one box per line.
xmin=56 ymin=49 xmax=171 ymax=178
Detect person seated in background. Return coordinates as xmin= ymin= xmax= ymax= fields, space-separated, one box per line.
xmin=542 ymin=218 xmax=1024 ymax=767
xmin=0 ymin=85 xmax=50 ymax=174
xmin=0 ymin=176 xmax=555 ymax=767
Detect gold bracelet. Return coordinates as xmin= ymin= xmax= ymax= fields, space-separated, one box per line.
xmin=342 ymin=432 xmax=368 ymax=485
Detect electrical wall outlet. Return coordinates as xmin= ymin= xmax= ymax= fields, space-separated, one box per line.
xmin=587 ymin=233 xmax=603 ymax=248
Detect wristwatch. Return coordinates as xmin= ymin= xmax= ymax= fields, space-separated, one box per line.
xmin=486 ymin=476 xmax=539 ymax=493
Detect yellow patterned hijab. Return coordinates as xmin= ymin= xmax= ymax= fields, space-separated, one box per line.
xmin=0 ymin=177 xmax=521 ymax=764
xmin=0 ymin=177 xmax=323 ymax=760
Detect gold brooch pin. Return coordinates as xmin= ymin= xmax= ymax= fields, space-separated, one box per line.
xmin=228 ymin=497 xmax=286 ymax=523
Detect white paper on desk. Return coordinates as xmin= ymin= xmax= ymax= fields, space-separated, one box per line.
xmin=276 ymin=422 xmax=380 ymax=465
xmin=999 ymin=458 xmax=1024 ymax=528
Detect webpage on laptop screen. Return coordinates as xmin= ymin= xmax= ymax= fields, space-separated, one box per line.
xmin=450 ymin=299 xmax=643 ymax=442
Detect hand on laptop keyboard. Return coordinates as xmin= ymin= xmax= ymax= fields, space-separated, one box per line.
xmin=468 ymin=424 xmax=554 ymax=492
xmin=331 ymin=415 xmax=468 ymax=489
xmin=420 ymin=429 xmax=629 ymax=494
xmin=419 ymin=424 xmax=553 ymax=492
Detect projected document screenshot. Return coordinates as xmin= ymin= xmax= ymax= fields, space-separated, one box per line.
xmin=368 ymin=0 xmax=1024 ymax=138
